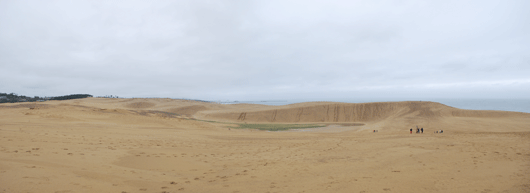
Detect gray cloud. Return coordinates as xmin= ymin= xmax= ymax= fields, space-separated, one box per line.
xmin=1 ymin=0 xmax=529 ymax=100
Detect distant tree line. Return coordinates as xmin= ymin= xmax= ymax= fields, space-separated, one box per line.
xmin=49 ymin=94 xmax=93 ymax=101
xmin=1 ymin=92 xmax=216 ymax=104
xmin=0 ymin=93 xmax=93 ymax=103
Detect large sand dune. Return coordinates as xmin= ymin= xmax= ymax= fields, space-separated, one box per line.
xmin=1 ymin=98 xmax=529 ymax=192
xmin=200 ymin=101 xmax=526 ymax=122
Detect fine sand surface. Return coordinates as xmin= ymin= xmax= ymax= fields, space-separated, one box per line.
xmin=1 ymin=98 xmax=529 ymax=193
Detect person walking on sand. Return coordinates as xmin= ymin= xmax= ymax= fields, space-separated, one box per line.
xmin=421 ymin=128 xmax=423 ymax=133
xmin=410 ymin=128 xmax=412 ymax=134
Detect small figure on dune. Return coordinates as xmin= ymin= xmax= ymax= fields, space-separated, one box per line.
xmin=416 ymin=128 xmax=420 ymax=133
xmin=440 ymin=130 xmax=443 ymax=133
xmin=410 ymin=128 xmax=412 ymax=134
xmin=421 ymin=128 xmax=423 ymax=133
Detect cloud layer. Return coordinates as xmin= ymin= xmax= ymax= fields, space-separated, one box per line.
xmin=1 ymin=0 xmax=529 ymax=100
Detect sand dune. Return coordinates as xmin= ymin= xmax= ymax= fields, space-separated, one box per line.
xmin=0 ymin=98 xmax=529 ymax=192
xmin=200 ymin=101 xmax=528 ymax=122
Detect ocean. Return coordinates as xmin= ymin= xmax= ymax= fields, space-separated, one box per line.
xmin=218 ymin=98 xmax=530 ymax=113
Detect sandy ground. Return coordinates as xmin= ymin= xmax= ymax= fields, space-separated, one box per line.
xmin=0 ymin=98 xmax=529 ymax=193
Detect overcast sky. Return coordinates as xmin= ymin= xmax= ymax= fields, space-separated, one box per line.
xmin=1 ymin=0 xmax=529 ymax=101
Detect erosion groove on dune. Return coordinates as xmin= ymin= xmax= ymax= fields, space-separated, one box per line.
xmin=125 ymin=102 xmax=156 ymax=109
xmin=169 ymin=105 xmax=208 ymax=116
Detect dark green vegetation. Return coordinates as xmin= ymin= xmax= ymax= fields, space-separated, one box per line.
xmin=49 ymin=94 xmax=93 ymax=101
xmin=233 ymin=123 xmax=326 ymax=131
xmin=188 ymin=118 xmax=326 ymax=131
xmin=182 ymin=118 xmax=324 ymax=131
xmin=187 ymin=118 xmax=325 ymax=131
xmin=0 ymin=93 xmax=92 ymax=103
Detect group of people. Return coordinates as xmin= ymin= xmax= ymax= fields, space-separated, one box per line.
xmin=410 ymin=126 xmax=423 ymax=134
xmin=409 ymin=126 xmax=444 ymax=134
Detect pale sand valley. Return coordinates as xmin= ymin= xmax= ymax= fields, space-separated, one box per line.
xmin=1 ymin=98 xmax=529 ymax=193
